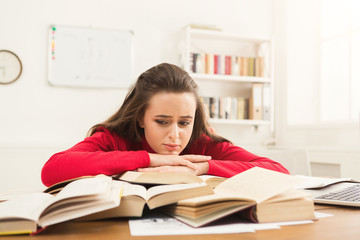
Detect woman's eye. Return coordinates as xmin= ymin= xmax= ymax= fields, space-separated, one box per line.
xmin=155 ymin=120 xmax=167 ymax=125
xmin=179 ymin=121 xmax=190 ymax=126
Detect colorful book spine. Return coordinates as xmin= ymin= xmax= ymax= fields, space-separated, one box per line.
xmin=214 ymin=55 xmax=218 ymax=74
xmin=189 ymin=52 xmax=265 ymax=77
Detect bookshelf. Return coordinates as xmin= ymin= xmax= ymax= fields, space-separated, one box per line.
xmin=180 ymin=26 xmax=274 ymax=130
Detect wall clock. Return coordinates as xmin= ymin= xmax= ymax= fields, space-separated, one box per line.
xmin=0 ymin=50 xmax=23 ymax=85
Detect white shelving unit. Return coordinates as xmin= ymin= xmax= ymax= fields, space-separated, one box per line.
xmin=180 ymin=26 xmax=275 ymax=130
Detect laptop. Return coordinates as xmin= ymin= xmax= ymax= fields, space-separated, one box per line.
xmin=297 ymin=176 xmax=360 ymax=207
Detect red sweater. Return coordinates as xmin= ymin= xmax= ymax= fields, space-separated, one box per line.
xmin=41 ymin=128 xmax=289 ymax=187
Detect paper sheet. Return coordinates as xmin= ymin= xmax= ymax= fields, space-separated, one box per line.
xmin=128 ymin=211 xmax=333 ymax=236
xmin=129 ymin=212 xmax=255 ymax=236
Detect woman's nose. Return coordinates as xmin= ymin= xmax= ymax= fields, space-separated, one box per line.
xmin=168 ymin=123 xmax=180 ymax=139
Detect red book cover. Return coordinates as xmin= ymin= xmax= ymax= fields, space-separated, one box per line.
xmin=225 ymin=56 xmax=229 ymax=75
xmin=225 ymin=56 xmax=232 ymax=75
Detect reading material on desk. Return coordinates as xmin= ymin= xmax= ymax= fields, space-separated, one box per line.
xmin=115 ymin=171 xmax=226 ymax=188
xmin=78 ymin=180 xmax=214 ymax=221
xmin=164 ymin=167 xmax=315 ymax=227
xmin=0 ymin=176 xmax=122 ymax=236
xmin=45 ymin=171 xmax=225 ymax=195
xmin=44 ymin=171 xmax=218 ymax=221
xmin=128 ymin=211 xmax=321 ymax=236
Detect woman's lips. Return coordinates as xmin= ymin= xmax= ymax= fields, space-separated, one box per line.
xmin=163 ymin=143 xmax=180 ymax=151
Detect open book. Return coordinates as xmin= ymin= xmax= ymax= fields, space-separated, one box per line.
xmin=0 ymin=176 xmax=122 ymax=235
xmin=78 ymin=179 xmax=214 ymax=221
xmin=163 ymin=167 xmax=315 ymax=227
xmin=115 ymin=171 xmax=226 ymax=188
xmin=44 ymin=172 xmax=226 ymax=195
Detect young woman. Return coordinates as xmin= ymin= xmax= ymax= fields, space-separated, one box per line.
xmin=41 ymin=63 xmax=289 ymax=187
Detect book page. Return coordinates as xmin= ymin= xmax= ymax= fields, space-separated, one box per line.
xmin=215 ymin=167 xmax=303 ymax=203
xmin=198 ymin=175 xmax=220 ymax=181
xmin=38 ymin=181 xmax=122 ymax=227
xmin=199 ymin=175 xmax=226 ymax=188
xmin=0 ymin=192 xmax=53 ymax=222
xmin=54 ymin=175 xmax=112 ymax=201
xmin=44 ymin=175 xmax=94 ymax=194
xmin=118 ymin=171 xmax=203 ymax=185
xmin=265 ymin=189 xmax=312 ymax=203
xmin=146 ymin=183 xmax=208 ymax=200
xmin=177 ymin=191 xmax=254 ymax=207
xmin=118 ymin=181 xmax=147 ymax=199
xmin=129 ymin=211 xmax=255 ymax=236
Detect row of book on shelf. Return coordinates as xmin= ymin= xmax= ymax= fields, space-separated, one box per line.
xmin=201 ymin=83 xmax=271 ymax=121
xmin=0 ymin=167 xmax=317 ymax=235
xmin=190 ymin=52 xmax=266 ymax=77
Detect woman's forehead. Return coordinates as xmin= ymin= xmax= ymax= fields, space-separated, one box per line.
xmin=146 ymin=92 xmax=197 ymax=116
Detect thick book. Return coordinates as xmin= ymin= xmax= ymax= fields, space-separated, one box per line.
xmin=0 ymin=176 xmax=122 ymax=235
xmin=163 ymin=167 xmax=315 ymax=227
xmin=44 ymin=171 xmax=225 ymax=195
xmin=249 ymin=83 xmax=263 ymax=120
xmin=115 ymin=171 xmax=226 ymax=187
xmin=78 ymin=180 xmax=213 ymax=221
xmin=77 ymin=172 xmax=224 ymax=221
xmin=262 ymin=83 xmax=271 ymax=121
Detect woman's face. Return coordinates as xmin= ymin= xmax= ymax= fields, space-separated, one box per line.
xmin=139 ymin=92 xmax=197 ymax=155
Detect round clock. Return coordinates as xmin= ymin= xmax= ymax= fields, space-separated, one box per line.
xmin=0 ymin=50 xmax=23 ymax=85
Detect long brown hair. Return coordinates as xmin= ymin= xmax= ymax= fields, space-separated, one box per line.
xmin=88 ymin=63 xmax=229 ymax=144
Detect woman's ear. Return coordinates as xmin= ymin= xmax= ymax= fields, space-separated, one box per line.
xmin=138 ymin=117 xmax=144 ymax=128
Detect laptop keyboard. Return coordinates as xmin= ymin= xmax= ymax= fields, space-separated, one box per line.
xmin=315 ymin=184 xmax=360 ymax=203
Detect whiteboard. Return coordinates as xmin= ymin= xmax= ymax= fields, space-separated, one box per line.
xmin=48 ymin=25 xmax=133 ymax=88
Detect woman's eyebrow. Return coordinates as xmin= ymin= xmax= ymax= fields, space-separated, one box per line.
xmin=180 ymin=115 xmax=194 ymax=119
xmin=155 ymin=115 xmax=171 ymax=118
xmin=154 ymin=115 xmax=193 ymax=119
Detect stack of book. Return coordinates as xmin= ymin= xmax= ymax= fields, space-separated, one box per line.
xmin=0 ymin=168 xmax=315 ymax=235
xmin=201 ymin=96 xmax=249 ymax=120
xmin=190 ymin=53 xmax=265 ymax=77
xmin=200 ymin=83 xmax=271 ymax=121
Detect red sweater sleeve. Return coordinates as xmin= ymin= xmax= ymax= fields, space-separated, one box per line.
xmin=189 ymin=137 xmax=289 ymax=178
xmin=41 ymin=129 xmax=150 ymax=187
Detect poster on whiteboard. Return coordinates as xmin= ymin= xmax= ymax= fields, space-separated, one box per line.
xmin=48 ymin=25 xmax=133 ymax=88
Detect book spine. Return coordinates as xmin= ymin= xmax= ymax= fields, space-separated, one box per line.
xmin=200 ymin=53 xmax=206 ymax=74
xmin=200 ymin=96 xmax=210 ymax=118
xmin=209 ymin=97 xmax=219 ymax=119
xmin=236 ymin=97 xmax=245 ymax=120
xmin=220 ymin=55 xmax=226 ymax=75
xmin=225 ymin=96 xmax=232 ymax=119
xmin=231 ymin=97 xmax=238 ymax=119
xmin=196 ymin=53 xmax=202 ymax=74
xmin=218 ymin=97 xmax=224 ymax=119
xmin=242 ymin=57 xmax=248 ymax=76
xmin=208 ymin=54 xmax=214 ymax=74
xmin=214 ymin=55 xmax=218 ymax=74
xmin=262 ymin=83 xmax=271 ymax=121
xmin=193 ymin=53 xmax=198 ymax=73
xmin=189 ymin=53 xmax=194 ymax=73
xmin=217 ymin=55 xmax=221 ymax=75
xmin=248 ymin=57 xmax=254 ymax=76
xmin=236 ymin=205 xmax=258 ymax=223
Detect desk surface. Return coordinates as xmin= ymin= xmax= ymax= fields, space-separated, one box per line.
xmin=3 ymin=205 xmax=360 ymax=240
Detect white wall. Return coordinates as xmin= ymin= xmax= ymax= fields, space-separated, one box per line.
xmin=0 ymin=0 xmax=274 ymax=193
xmin=273 ymin=0 xmax=360 ymax=179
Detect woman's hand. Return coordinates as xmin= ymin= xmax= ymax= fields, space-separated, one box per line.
xmin=141 ymin=154 xmax=211 ymax=175
xmin=138 ymin=161 xmax=209 ymax=175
